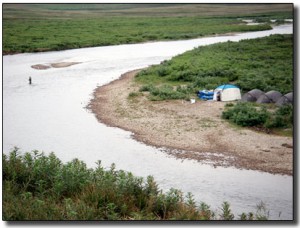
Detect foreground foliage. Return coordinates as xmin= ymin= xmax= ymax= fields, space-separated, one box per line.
xmin=3 ymin=149 xmax=268 ymax=220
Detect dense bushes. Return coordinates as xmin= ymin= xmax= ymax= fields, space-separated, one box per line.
xmin=222 ymin=102 xmax=293 ymax=129
xmin=264 ymin=104 xmax=293 ymax=128
xmin=222 ymin=103 xmax=269 ymax=127
xmin=3 ymin=149 xmax=268 ymax=220
xmin=136 ymin=34 xmax=293 ymax=98
xmin=139 ymin=84 xmax=191 ymax=101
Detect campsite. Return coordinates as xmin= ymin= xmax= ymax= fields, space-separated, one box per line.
xmin=2 ymin=3 xmax=294 ymax=221
xmin=90 ymin=69 xmax=293 ymax=176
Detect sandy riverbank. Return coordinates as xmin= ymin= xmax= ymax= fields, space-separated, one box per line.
xmin=88 ymin=69 xmax=293 ymax=176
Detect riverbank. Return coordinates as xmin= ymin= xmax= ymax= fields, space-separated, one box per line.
xmin=89 ymin=69 xmax=293 ymax=176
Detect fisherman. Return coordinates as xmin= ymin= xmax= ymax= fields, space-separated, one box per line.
xmin=29 ymin=76 xmax=32 ymax=85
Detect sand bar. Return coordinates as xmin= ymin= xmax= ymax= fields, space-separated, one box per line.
xmin=89 ymin=69 xmax=293 ymax=175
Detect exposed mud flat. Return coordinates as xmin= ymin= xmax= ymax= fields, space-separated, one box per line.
xmin=31 ymin=62 xmax=80 ymax=70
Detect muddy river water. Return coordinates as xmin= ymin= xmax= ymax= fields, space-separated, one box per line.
xmin=3 ymin=24 xmax=293 ymax=220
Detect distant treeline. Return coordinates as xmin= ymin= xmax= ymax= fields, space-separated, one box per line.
xmin=3 ymin=4 xmax=292 ymax=54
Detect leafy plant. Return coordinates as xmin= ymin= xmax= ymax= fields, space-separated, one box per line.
xmin=264 ymin=104 xmax=293 ymax=128
xmin=220 ymin=202 xmax=234 ymax=220
xmin=222 ymin=102 xmax=268 ymax=127
xmin=128 ymin=92 xmax=139 ymax=98
xmin=222 ymin=102 xmax=293 ymax=131
xmin=3 ymin=149 xmax=269 ymax=220
xmin=146 ymin=84 xmax=190 ymax=101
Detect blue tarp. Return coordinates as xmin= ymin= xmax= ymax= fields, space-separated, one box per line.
xmin=198 ymin=90 xmax=214 ymax=100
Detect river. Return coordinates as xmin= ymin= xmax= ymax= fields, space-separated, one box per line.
xmin=3 ymin=24 xmax=293 ymax=220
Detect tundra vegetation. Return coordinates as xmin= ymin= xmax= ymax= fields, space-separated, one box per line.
xmin=135 ymin=34 xmax=293 ymax=134
xmin=3 ymin=3 xmax=292 ymax=54
xmin=3 ymin=149 xmax=269 ymax=220
xmin=222 ymin=102 xmax=293 ymax=134
xmin=135 ymin=34 xmax=293 ymax=97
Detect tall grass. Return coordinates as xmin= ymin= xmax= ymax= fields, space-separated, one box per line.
xmin=3 ymin=149 xmax=269 ymax=220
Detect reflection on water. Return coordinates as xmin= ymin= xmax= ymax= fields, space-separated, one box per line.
xmin=3 ymin=24 xmax=293 ymax=220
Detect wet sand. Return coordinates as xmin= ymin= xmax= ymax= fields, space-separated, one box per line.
xmin=31 ymin=62 xmax=80 ymax=70
xmin=88 ymin=69 xmax=293 ymax=176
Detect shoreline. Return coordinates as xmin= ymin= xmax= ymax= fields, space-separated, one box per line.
xmin=88 ymin=69 xmax=293 ymax=176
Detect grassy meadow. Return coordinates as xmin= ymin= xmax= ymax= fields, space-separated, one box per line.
xmin=3 ymin=3 xmax=292 ymax=54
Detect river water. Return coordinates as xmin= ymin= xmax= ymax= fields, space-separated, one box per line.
xmin=3 ymin=24 xmax=293 ymax=220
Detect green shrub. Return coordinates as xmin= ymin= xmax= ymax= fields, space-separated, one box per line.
xmin=222 ymin=102 xmax=293 ymax=130
xmin=224 ymin=103 xmax=234 ymax=107
xmin=157 ymin=67 xmax=170 ymax=77
xmin=139 ymin=84 xmax=155 ymax=92
xmin=222 ymin=102 xmax=269 ymax=127
xmin=220 ymin=202 xmax=234 ymax=220
xmin=264 ymin=104 xmax=293 ymax=128
xmin=148 ymin=84 xmax=190 ymax=101
xmin=128 ymin=92 xmax=139 ymax=98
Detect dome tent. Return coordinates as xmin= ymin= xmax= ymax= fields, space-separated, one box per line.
xmin=241 ymin=89 xmax=264 ymax=102
xmin=213 ymin=84 xmax=241 ymax=102
xmin=256 ymin=90 xmax=282 ymax=104
xmin=275 ymin=92 xmax=293 ymax=106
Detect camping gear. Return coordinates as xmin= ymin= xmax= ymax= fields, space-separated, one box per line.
xmin=212 ymin=84 xmax=241 ymax=101
xmin=198 ymin=90 xmax=214 ymax=100
xmin=241 ymin=89 xmax=264 ymax=102
xmin=256 ymin=90 xmax=282 ymax=104
xmin=275 ymin=92 xmax=293 ymax=106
